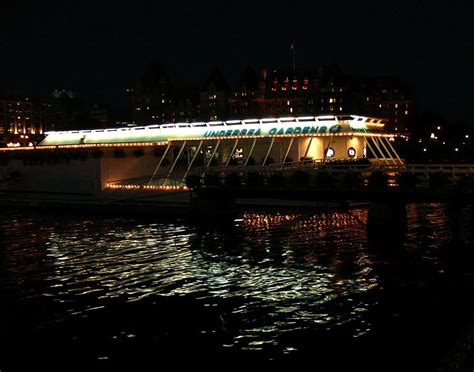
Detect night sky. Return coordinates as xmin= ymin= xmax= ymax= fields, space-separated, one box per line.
xmin=1 ymin=0 xmax=473 ymax=121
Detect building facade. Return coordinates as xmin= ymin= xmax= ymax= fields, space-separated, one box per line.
xmin=0 ymin=92 xmax=48 ymax=136
xmin=129 ymin=64 xmax=414 ymax=133
xmin=358 ymin=77 xmax=414 ymax=132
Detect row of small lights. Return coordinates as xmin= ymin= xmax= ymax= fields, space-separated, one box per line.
xmin=107 ymin=184 xmax=189 ymax=191
xmin=2 ymin=134 xmax=394 ymax=152
xmin=0 ymin=141 xmax=169 ymax=152
xmin=176 ymin=132 xmax=395 ymax=142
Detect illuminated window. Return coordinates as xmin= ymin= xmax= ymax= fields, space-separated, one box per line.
xmin=303 ymin=79 xmax=309 ymax=90
xmin=347 ymin=147 xmax=356 ymax=158
xmin=325 ymin=147 xmax=335 ymax=158
xmin=292 ymin=79 xmax=298 ymax=90
xmin=329 ymin=98 xmax=335 ymax=103
xmin=395 ymin=103 xmax=398 ymax=108
xmin=339 ymin=107 xmax=343 ymax=111
xmin=287 ymin=100 xmax=290 ymax=106
xmin=363 ymin=147 xmax=367 ymax=157
xmin=404 ymin=110 xmax=409 ymax=115
xmin=233 ymin=148 xmax=244 ymax=160
xmin=290 ymin=107 xmax=293 ymax=113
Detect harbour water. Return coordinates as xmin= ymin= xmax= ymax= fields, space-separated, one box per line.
xmin=1 ymin=204 xmax=473 ymax=370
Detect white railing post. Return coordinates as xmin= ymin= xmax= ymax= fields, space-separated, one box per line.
xmin=226 ymin=139 xmax=239 ymax=166
xmin=244 ymin=138 xmax=257 ymax=166
xmin=181 ymin=140 xmax=203 ymax=184
xmin=148 ymin=142 xmax=171 ymax=185
xmin=163 ymin=140 xmax=187 ymax=185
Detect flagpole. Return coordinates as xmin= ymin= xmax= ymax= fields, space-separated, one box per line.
xmin=293 ymin=45 xmax=296 ymax=71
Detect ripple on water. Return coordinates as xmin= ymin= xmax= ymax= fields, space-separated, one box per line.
xmin=1 ymin=204 xmax=471 ymax=361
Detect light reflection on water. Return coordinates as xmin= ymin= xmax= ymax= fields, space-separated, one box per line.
xmin=1 ymin=204 xmax=472 ymax=365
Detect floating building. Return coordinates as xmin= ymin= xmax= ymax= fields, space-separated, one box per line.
xmin=0 ymin=115 xmax=401 ymax=196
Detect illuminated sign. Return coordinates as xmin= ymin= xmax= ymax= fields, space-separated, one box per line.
xmin=203 ymin=124 xmax=342 ymax=138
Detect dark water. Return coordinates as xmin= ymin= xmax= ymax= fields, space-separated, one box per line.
xmin=1 ymin=204 xmax=473 ymax=370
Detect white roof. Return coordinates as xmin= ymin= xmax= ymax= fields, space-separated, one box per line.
xmin=39 ymin=115 xmax=386 ymax=146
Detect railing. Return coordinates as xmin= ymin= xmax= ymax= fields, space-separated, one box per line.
xmin=104 ymin=162 xmax=474 ymax=194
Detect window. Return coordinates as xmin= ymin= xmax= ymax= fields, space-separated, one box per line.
xmin=325 ymin=148 xmax=335 ymax=158
xmin=347 ymin=147 xmax=356 ymax=158
xmin=233 ymin=148 xmax=244 ymax=160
